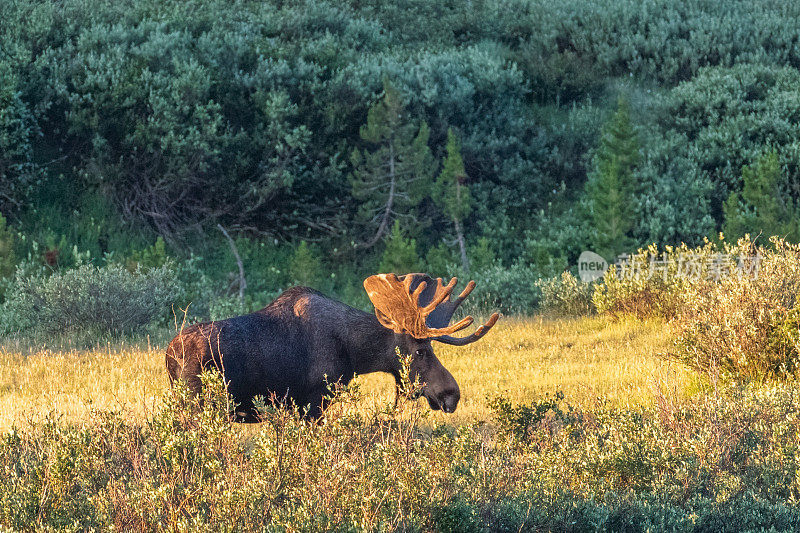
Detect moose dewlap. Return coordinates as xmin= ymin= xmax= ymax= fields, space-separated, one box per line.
xmin=166 ymin=273 xmax=499 ymax=420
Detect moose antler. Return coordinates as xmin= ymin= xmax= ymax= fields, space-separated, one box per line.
xmin=364 ymin=274 xmax=474 ymax=339
xmin=432 ymin=312 xmax=500 ymax=346
xmin=398 ymin=274 xmax=476 ymax=328
xmin=397 ymin=273 xmax=499 ymax=346
xmin=364 ymin=273 xmax=500 ymax=344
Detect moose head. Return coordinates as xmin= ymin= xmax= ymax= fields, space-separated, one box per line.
xmin=364 ymin=273 xmax=500 ymax=413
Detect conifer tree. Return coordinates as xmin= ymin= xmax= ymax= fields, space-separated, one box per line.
xmin=433 ymin=128 xmax=472 ymax=273
xmin=723 ymin=150 xmax=799 ymax=241
xmin=378 ymin=220 xmax=420 ymax=273
xmin=290 ymin=241 xmax=322 ymax=287
xmin=350 ymin=79 xmax=434 ymax=248
xmin=584 ymin=97 xmax=640 ymax=260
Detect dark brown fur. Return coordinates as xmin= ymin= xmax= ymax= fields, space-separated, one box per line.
xmin=166 ymin=286 xmax=460 ymax=420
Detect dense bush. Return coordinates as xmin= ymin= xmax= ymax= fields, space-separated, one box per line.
xmin=592 ymin=241 xmax=720 ymax=319
xmin=525 ymin=0 xmax=800 ymax=85
xmin=637 ymin=64 xmax=800 ymax=245
xmin=537 ymin=272 xmax=595 ymax=316
xmin=461 ymin=262 xmax=551 ymax=316
xmin=491 ymin=383 xmax=800 ymax=509
xmin=669 ymin=237 xmax=800 ymax=381
xmin=4 ymin=0 xmax=800 ymax=271
xmin=5 ymin=0 xmax=800 ymax=326
xmin=0 ymin=0 xmax=547 ymax=251
xmin=0 ymin=262 xmax=181 ymax=337
xmin=723 ymin=150 xmax=800 ymax=242
xmin=0 ymin=61 xmax=39 ymax=217
xmin=0 ymin=215 xmax=16 ymax=281
xmin=585 ymin=236 xmax=800 ymax=382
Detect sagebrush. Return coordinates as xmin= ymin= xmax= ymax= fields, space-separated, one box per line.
xmin=0 ymin=262 xmax=181 ymax=337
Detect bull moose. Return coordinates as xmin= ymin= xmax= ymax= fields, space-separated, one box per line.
xmin=166 ymin=273 xmax=499 ymax=420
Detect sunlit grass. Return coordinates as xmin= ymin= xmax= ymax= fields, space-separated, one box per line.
xmin=0 ymin=342 xmax=165 ymax=430
xmin=0 ymin=315 xmax=695 ymax=430
xmin=359 ymin=315 xmax=696 ymax=425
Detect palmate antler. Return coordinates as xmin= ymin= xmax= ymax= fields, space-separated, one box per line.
xmin=364 ymin=274 xmax=474 ymax=338
xmin=364 ymin=273 xmax=499 ymax=344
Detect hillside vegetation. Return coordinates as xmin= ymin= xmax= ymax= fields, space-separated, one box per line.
xmin=3 ymin=0 xmax=800 ymax=312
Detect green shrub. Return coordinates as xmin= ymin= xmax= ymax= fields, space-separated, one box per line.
xmin=461 ymin=262 xmax=544 ymax=316
xmin=592 ymin=241 xmax=718 ymax=319
xmin=1 ymin=262 xmax=181 ymax=337
xmin=431 ymin=496 xmax=479 ymax=533
xmin=0 ymin=213 xmax=16 ymax=285
xmin=0 ymin=62 xmax=39 ymax=217
xmin=290 ymin=240 xmax=323 ymax=287
xmin=723 ymin=150 xmax=800 ymax=242
xmin=537 ymin=272 xmax=595 ymax=316
xmin=527 ymin=0 xmax=800 ymax=84
xmin=467 ymin=237 xmax=497 ymax=274
xmin=378 ymin=221 xmax=421 ymax=275
xmin=425 ymin=242 xmax=459 ymax=278
xmin=488 ymin=390 xmax=575 ymax=442
xmin=123 ymin=236 xmax=170 ymax=271
xmin=638 ymin=64 xmax=800 ymax=245
xmin=669 ymin=236 xmax=800 ymax=381
xmin=208 ymin=294 xmax=247 ymax=321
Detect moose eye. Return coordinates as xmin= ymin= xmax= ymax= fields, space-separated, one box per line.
xmin=415 ymin=349 xmax=426 ymax=358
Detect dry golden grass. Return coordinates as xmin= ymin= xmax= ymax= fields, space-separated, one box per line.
xmin=361 ymin=315 xmax=696 ymax=425
xmin=0 ymin=316 xmax=694 ymax=430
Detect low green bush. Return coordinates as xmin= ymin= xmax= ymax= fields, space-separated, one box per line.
xmin=123 ymin=236 xmax=170 ymax=271
xmin=462 ymin=262 xmax=557 ymax=316
xmin=0 ymin=262 xmax=181 ymax=337
xmin=208 ymin=294 xmax=248 ymax=322
xmin=488 ymin=390 xmax=576 ymax=442
xmin=669 ymin=236 xmax=800 ymax=381
xmin=1 ymin=376 xmax=799 ymax=531
xmin=537 ymin=271 xmax=595 ymax=316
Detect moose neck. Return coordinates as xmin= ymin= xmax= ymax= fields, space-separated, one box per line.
xmin=341 ymin=308 xmax=400 ymax=376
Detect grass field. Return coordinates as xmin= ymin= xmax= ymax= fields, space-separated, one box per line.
xmin=0 ymin=315 xmax=694 ymax=429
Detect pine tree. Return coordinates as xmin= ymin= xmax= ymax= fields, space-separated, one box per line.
xmin=584 ymin=97 xmax=640 ymax=260
xmin=723 ymin=150 xmax=799 ymax=241
xmin=433 ymin=128 xmax=472 ymax=273
xmin=350 ymin=79 xmax=434 ymax=248
xmin=378 ymin=220 xmax=420 ymax=274
xmin=290 ymin=241 xmax=322 ymax=287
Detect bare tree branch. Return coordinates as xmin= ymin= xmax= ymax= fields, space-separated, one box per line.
xmin=218 ymin=224 xmax=247 ymax=302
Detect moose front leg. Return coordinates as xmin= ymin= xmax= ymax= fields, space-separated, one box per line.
xmin=300 ymin=386 xmax=335 ymax=420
